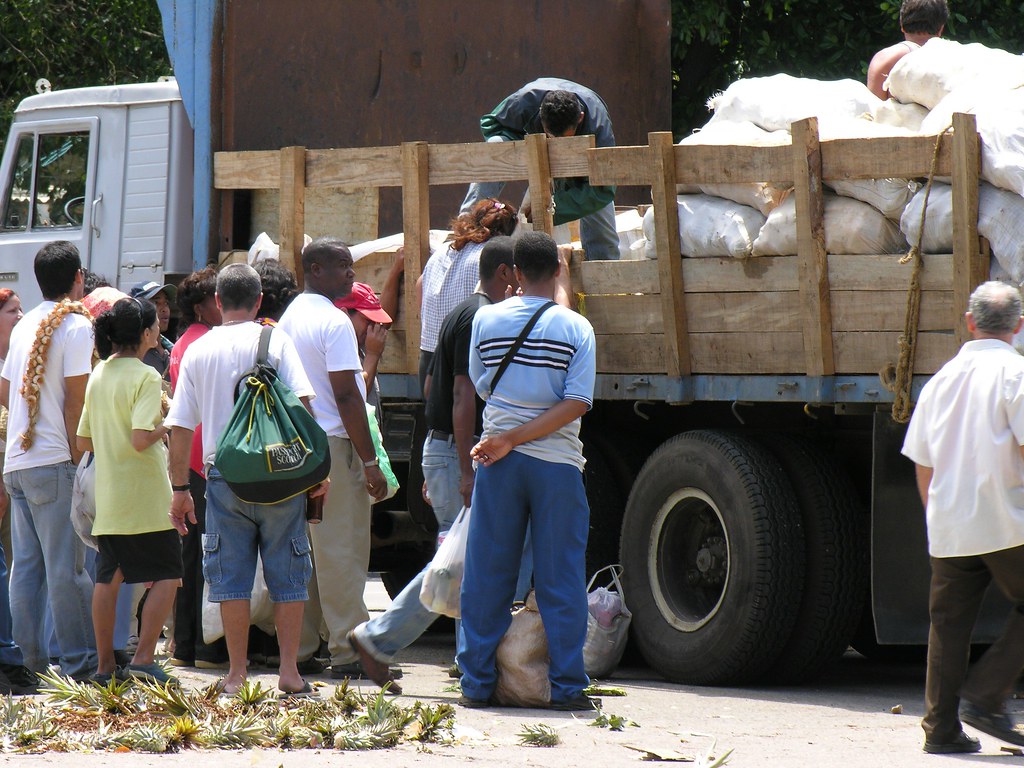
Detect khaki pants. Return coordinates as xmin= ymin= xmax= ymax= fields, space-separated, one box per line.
xmin=304 ymin=436 xmax=371 ymax=666
xmin=924 ymin=545 xmax=1024 ymax=742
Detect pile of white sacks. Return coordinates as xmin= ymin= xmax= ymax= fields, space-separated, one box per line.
xmin=640 ymin=40 xmax=1024 ymax=285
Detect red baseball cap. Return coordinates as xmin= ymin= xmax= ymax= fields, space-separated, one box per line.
xmin=334 ymin=282 xmax=392 ymax=324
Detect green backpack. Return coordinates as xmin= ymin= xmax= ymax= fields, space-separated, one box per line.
xmin=215 ymin=325 xmax=331 ymax=504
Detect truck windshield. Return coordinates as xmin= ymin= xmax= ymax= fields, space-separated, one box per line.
xmin=1 ymin=131 xmax=89 ymax=231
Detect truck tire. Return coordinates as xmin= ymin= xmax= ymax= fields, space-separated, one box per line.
xmin=620 ymin=430 xmax=805 ymax=685
xmin=754 ymin=434 xmax=868 ymax=683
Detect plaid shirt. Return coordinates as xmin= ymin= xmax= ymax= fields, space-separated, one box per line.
xmin=419 ymin=240 xmax=484 ymax=352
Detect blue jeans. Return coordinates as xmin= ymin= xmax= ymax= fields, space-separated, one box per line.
xmin=458 ymin=451 xmax=590 ymax=703
xmin=203 ymin=469 xmax=311 ymax=603
xmin=460 ymin=136 xmax=620 ymax=261
xmin=355 ymin=434 xmax=535 ymax=663
xmin=6 ymin=462 xmax=96 ymax=678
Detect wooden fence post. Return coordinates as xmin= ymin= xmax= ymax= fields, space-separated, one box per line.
xmin=952 ymin=113 xmax=982 ymax=346
xmin=525 ymin=133 xmax=555 ymax=235
xmin=791 ymin=118 xmax=834 ymax=376
xmin=649 ymin=131 xmax=690 ymax=377
xmin=402 ymin=141 xmax=430 ymax=374
xmin=279 ymin=146 xmax=306 ymax=284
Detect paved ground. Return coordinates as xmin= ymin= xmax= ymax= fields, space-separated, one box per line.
xmin=15 ymin=579 xmax=1024 ymax=766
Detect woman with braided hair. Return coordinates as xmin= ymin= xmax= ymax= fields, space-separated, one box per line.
xmin=78 ymin=298 xmax=180 ymax=685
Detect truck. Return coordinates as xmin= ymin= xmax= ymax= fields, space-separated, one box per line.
xmin=0 ymin=2 xmax=1006 ymax=686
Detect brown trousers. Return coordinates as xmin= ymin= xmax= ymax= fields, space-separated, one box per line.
xmin=924 ymin=544 xmax=1024 ymax=741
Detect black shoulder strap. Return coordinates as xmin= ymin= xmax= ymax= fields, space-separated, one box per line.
xmin=256 ymin=324 xmax=273 ymax=366
xmin=488 ymin=301 xmax=556 ymax=395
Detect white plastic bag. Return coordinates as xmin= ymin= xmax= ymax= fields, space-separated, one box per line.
xmin=202 ymin=554 xmax=276 ymax=644
xmin=70 ymin=451 xmax=98 ymax=551
xmin=419 ymin=505 xmax=470 ymax=618
xmin=583 ymin=565 xmax=632 ymax=679
xmin=900 ymin=182 xmax=954 ymax=254
xmin=753 ymin=194 xmax=907 ymax=256
xmin=643 ymin=195 xmax=766 ymax=260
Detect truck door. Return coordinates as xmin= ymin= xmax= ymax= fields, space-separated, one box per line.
xmin=0 ymin=118 xmax=100 ymax=306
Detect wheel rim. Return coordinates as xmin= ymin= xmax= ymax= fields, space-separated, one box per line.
xmin=647 ymin=487 xmax=730 ymax=632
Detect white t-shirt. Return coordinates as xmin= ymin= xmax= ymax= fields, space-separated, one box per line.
xmin=166 ymin=322 xmax=315 ymax=469
xmin=1 ymin=302 xmax=94 ymax=472
xmin=902 ymin=338 xmax=1024 ymax=557
xmin=278 ymin=293 xmax=365 ymax=438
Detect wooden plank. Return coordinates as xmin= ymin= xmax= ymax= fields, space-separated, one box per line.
xmin=792 ymin=118 xmax=834 ymax=376
xmin=402 ymin=142 xmax=430 ymax=373
xmin=951 ymin=112 xmax=982 ymax=345
xmin=378 ymin=329 xmax=408 ymax=374
xmin=547 ymin=134 xmax=596 ymax=178
xmin=588 ymin=145 xmax=650 ymax=186
xmin=354 ymin=250 xmax=406 ymax=331
xmin=690 ymin=333 xmax=805 ymax=374
xmin=581 ymin=294 xmax=663 ymax=334
xmin=682 ymin=256 xmax=799 ymax=293
xmin=525 ymin=133 xmax=555 ymax=235
xmin=213 ymin=150 xmax=280 ymax=189
xmin=576 ymin=259 xmax=660 ymax=296
xmin=833 ymin=331 xmax=957 ymax=375
xmin=821 ymin=134 xmax=953 ymax=180
xmin=428 ymin=141 xmax=525 ymax=186
xmin=278 ymin=147 xmax=305 ymax=282
xmin=832 ymin=290 xmax=955 ymax=332
xmin=596 ymin=334 xmax=666 ymax=373
xmin=676 ymin=144 xmax=793 ymax=186
xmin=829 ymin=253 xmax=953 ymax=291
xmin=650 ymin=131 xmax=690 ymax=377
xmin=305 ymin=146 xmax=402 ymax=188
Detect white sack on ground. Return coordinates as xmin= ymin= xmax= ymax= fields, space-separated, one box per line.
xmin=706 ymin=74 xmax=881 ymax=133
xmin=752 ymin=194 xmax=907 ymax=256
xmin=676 ymin=121 xmax=792 ymax=213
xmin=886 ymin=38 xmax=1024 ymax=111
xmin=899 ymin=183 xmax=953 ymax=254
xmin=643 ymin=195 xmax=766 ymax=259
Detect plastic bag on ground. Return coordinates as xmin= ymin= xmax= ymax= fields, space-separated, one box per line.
xmin=419 ymin=505 xmax=470 ymax=619
xmin=202 ymin=555 xmax=275 ymax=644
xmin=583 ymin=564 xmax=632 ymax=679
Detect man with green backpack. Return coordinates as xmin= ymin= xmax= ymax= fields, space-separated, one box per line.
xmin=167 ymin=263 xmax=326 ymax=698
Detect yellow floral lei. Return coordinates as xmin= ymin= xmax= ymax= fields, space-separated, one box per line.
xmin=18 ymin=299 xmax=94 ymax=452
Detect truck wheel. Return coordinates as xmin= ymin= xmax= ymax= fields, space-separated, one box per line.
xmin=620 ymin=430 xmax=805 ymax=685
xmin=755 ymin=434 xmax=868 ymax=683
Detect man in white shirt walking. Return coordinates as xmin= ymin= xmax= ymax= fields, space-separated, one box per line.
xmin=903 ymin=281 xmax=1024 ymax=754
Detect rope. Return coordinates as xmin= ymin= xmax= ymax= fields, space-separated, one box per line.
xmin=880 ymin=124 xmax=952 ymax=423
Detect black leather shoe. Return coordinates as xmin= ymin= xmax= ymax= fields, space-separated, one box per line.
xmin=923 ymin=730 xmax=982 ymax=754
xmin=962 ymin=701 xmax=1024 ymax=746
xmin=458 ymin=694 xmax=491 ymax=708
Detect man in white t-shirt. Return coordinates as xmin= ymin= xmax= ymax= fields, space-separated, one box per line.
xmin=902 ymin=281 xmax=1024 ymax=754
xmin=167 ymin=263 xmax=324 ymax=697
xmin=279 ymin=238 xmax=389 ymax=682
xmin=0 ymin=240 xmax=96 ymax=683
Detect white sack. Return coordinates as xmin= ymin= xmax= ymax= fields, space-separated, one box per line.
xmin=899 ymin=182 xmax=953 ymax=254
xmin=707 ymin=74 xmax=881 ymax=133
xmin=871 ymin=98 xmax=929 ymax=132
xmin=887 ymin=38 xmax=1024 ymax=111
xmin=643 ymin=195 xmax=766 ymax=259
xmin=676 ymin=121 xmax=792 ymax=213
xmin=978 ymin=183 xmax=1024 ymax=285
xmin=753 ymin=193 xmax=907 ymax=256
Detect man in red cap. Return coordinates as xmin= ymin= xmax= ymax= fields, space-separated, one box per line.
xmin=334 ymin=282 xmax=392 ymax=394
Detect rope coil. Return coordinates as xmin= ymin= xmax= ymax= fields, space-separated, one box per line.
xmin=880 ymin=125 xmax=952 ymax=424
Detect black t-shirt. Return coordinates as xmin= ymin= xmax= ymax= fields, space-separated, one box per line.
xmin=425 ymin=293 xmax=489 ymax=435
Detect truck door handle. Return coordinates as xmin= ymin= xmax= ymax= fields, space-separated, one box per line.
xmin=90 ymin=194 xmax=103 ymax=239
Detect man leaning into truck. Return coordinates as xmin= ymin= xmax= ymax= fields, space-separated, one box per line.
xmin=902 ymin=281 xmax=1024 ymax=754
xmin=460 ymin=77 xmax=620 ymax=260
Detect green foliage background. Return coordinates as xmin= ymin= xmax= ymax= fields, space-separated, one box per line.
xmin=670 ymin=0 xmax=1024 ymax=134
xmin=1 ymin=1 xmax=1023 ymax=146
xmin=0 ymin=0 xmax=171 ymax=151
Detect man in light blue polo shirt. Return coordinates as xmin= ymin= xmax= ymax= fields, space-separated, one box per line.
xmin=458 ymin=231 xmax=596 ymax=711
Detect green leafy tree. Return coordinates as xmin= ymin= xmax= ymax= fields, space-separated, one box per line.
xmin=670 ymin=0 xmax=1024 ymax=137
xmin=0 ymin=0 xmax=170 ymax=150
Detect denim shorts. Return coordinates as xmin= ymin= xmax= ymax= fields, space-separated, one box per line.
xmin=202 ymin=468 xmax=312 ymax=603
